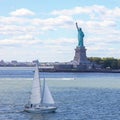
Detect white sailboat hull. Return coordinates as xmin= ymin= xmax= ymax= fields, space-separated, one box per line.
xmin=24 ymin=106 xmax=57 ymax=113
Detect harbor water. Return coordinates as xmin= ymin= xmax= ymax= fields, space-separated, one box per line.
xmin=0 ymin=68 xmax=120 ymax=120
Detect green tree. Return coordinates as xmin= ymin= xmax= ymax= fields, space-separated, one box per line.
xmin=88 ymin=57 xmax=120 ymax=69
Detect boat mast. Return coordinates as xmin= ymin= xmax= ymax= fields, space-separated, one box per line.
xmin=41 ymin=78 xmax=45 ymax=104
xmin=41 ymin=78 xmax=55 ymax=105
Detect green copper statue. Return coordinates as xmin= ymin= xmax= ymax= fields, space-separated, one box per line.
xmin=76 ymin=22 xmax=84 ymax=47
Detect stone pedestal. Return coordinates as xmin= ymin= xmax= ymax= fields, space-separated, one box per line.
xmin=73 ymin=46 xmax=90 ymax=65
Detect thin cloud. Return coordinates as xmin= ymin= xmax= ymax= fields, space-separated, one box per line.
xmin=10 ymin=8 xmax=35 ymax=17
xmin=51 ymin=5 xmax=120 ymax=21
xmin=32 ymin=15 xmax=74 ymax=30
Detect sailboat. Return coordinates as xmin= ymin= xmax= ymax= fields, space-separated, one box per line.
xmin=24 ymin=63 xmax=57 ymax=113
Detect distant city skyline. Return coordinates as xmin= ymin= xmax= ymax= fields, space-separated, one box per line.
xmin=0 ymin=0 xmax=120 ymax=62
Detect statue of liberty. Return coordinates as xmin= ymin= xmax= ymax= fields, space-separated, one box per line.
xmin=76 ymin=22 xmax=84 ymax=47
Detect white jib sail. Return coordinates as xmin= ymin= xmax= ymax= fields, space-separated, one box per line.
xmin=42 ymin=79 xmax=55 ymax=104
xmin=30 ymin=63 xmax=41 ymax=104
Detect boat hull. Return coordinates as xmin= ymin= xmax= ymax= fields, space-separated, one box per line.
xmin=24 ymin=106 xmax=57 ymax=113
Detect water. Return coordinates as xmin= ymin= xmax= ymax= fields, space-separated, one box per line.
xmin=0 ymin=68 xmax=120 ymax=120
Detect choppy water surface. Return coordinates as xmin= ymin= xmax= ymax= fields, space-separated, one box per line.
xmin=0 ymin=70 xmax=120 ymax=120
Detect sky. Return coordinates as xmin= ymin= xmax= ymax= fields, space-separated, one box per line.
xmin=0 ymin=0 xmax=120 ymax=62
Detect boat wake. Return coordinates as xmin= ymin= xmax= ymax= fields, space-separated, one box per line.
xmin=0 ymin=104 xmax=25 ymax=114
xmin=0 ymin=110 xmax=24 ymax=114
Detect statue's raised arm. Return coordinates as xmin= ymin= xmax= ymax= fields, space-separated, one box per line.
xmin=76 ymin=22 xmax=79 ymax=31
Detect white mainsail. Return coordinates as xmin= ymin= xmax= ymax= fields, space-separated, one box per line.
xmin=30 ymin=63 xmax=41 ymax=104
xmin=42 ymin=79 xmax=55 ymax=104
